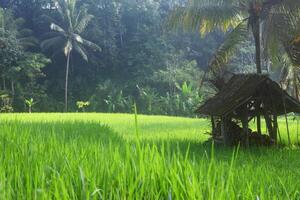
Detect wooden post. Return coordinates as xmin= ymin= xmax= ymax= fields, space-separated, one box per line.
xmin=282 ymin=96 xmax=291 ymax=146
xmin=211 ymin=116 xmax=215 ymax=137
xmin=257 ymin=115 xmax=261 ymax=135
xmin=277 ymin=126 xmax=282 ymax=144
xmin=242 ymin=117 xmax=249 ymax=147
xmin=280 ymin=84 xmax=291 ymax=146
xmin=241 ymin=107 xmax=249 ymax=147
xmin=256 ymin=101 xmax=261 ymax=135
xmin=221 ymin=117 xmax=225 ymax=145
xmin=264 ymin=113 xmax=274 ymax=140
xmin=297 ymin=117 xmax=299 ymax=144
xmin=273 ymin=114 xmax=278 ymax=144
xmin=221 ymin=117 xmax=229 ymax=145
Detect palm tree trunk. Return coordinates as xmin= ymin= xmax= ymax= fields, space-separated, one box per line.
xmin=252 ymin=18 xmax=262 ymax=134
xmin=253 ymin=19 xmax=262 ymax=74
xmin=65 ymin=51 xmax=71 ymax=112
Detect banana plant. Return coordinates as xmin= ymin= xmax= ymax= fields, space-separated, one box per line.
xmin=76 ymin=101 xmax=90 ymax=112
xmin=25 ymin=98 xmax=36 ymax=113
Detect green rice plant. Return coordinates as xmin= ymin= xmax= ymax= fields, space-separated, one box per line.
xmin=0 ymin=113 xmax=299 ymax=199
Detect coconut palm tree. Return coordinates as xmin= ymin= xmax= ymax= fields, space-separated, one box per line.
xmin=168 ymin=0 xmax=300 ymax=135
xmin=264 ymin=6 xmax=300 ymax=100
xmin=41 ymin=0 xmax=101 ymax=112
xmin=168 ymin=0 xmax=300 ymax=79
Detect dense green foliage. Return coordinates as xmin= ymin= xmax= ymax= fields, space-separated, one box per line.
xmin=0 ymin=113 xmax=300 ymax=199
xmin=0 ymin=0 xmax=255 ymax=115
xmin=0 ymin=0 xmax=299 ymax=116
xmin=168 ymin=0 xmax=300 ymax=93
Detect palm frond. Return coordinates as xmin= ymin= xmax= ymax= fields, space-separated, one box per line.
xmin=167 ymin=0 xmax=243 ymax=36
xmin=41 ymin=31 xmax=62 ymax=40
xmin=285 ymin=42 xmax=300 ymax=67
xmin=74 ymin=7 xmax=94 ymax=34
xmin=50 ymin=23 xmax=66 ymax=35
xmin=262 ymin=0 xmax=300 ymax=67
xmin=41 ymin=35 xmax=65 ymax=52
xmin=72 ymin=33 xmax=83 ymax=43
xmin=39 ymin=14 xmax=60 ymax=26
xmin=81 ymin=38 xmax=101 ymax=52
xmin=208 ymin=20 xmax=248 ymax=77
xmin=73 ymin=43 xmax=88 ymax=61
xmin=18 ymin=36 xmax=39 ymax=48
xmin=43 ymin=0 xmax=100 ymax=59
xmin=17 ymin=28 xmax=33 ymax=37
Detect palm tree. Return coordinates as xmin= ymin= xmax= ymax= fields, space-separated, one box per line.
xmin=168 ymin=0 xmax=300 ymax=78
xmin=168 ymin=0 xmax=300 ymax=136
xmin=265 ymin=6 xmax=300 ymax=100
xmin=41 ymin=0 xmax=101 ymax=112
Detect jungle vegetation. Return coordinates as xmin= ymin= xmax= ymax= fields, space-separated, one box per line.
xmin=0 ymin=0 xmax=300 ymax=116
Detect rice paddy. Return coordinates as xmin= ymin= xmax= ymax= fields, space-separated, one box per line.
xmin=0 ymin=113 xmax=300 ymax=199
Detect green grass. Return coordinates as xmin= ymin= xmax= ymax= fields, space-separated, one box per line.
xmin=0 ymin=113 xmax=300 ymax=199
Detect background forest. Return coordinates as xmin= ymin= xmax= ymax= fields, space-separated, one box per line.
xmin=0 ymin=0 xmax=257 ymax=115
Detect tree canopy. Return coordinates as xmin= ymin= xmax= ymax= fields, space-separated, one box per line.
xmin=0 ymin=0 xmax=299 ymax=115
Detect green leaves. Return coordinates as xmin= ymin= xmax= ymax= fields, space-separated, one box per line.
xmin=50 ymin=23 xmax=66 ymax=34
xmin=76 ymin=101 xmax=90 ymax=112
xmin=25 ymin=98 xmax=35 ymax=106
xmin=43 ymin=0 xmax=101 ymax=61
xmin=208 ymin=20 xmax=248 ymax=78
xmin=168 ymin=0 xmax=300 ymax=96
xmin=168 ymin=0 xmax=243 ymax=36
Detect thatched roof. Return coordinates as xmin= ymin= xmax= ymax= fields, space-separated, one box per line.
xmin=196 ymin=74 xmax=300 ymax=117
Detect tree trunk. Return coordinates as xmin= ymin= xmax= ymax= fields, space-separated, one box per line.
xmin=252 ymin=19 xmax=262 ymax=74
xmin=11 ymin=80 xmax=15 ymax=103
xmin=65 ymin=51 xmax=71 ymax=112
xmin=2 ymin=77 xmax=6 ymax=90
xmin=252 ymin=18 xmax=262 ymax=138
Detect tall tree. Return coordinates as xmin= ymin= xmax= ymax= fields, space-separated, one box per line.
xmin=168 ymin=0 xmax=300 ymax=79
xmin=41 ymin=0 xmax=101 ymax=112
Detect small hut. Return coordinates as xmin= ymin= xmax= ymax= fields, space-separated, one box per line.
xmin=196 ymin=74 xmax=300 ymax=146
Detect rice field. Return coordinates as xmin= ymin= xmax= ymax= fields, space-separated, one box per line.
xmin=0 ymin=113 xmax=300 ymax=199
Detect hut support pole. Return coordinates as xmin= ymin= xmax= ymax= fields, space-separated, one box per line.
xmin=297 ymin=117 xmax=299 ymax=144
xmin=241 ymin=110 xmax=249 ymax=147
xmin=221 ymin=117 xmax=228 ymax=145
xmin=257 ymin=115 xmax=261 ymax=135
xmin=211 ymin=116 xmax=215 ymax=137
xmin=282 ymin=97 xmax=291 ymax=146
xmin=256 ymin=101 xmax=261 ymax=135
xmin=242 ymin=118 xmax=249 ymax=147
xmin=280 ymin=85 xmax=291 ymax=146
xmin=264 ymin=113 xmax=274 ymax=141
xmin=284 ymin=111 xmax=291 ymax=146
xmin=277 ymin=126 xmax=282 ymax=144
xmin=273 ymin=114 xmax=278 ymax=144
